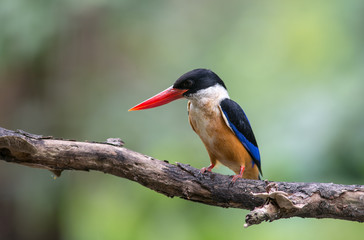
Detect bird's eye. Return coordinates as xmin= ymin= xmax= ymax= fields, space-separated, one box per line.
xmin=183 ymin=79 xmax=193 ymax=88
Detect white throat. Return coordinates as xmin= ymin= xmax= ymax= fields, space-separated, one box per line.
xmin=186 ymin=84 xmax=230 ymax=107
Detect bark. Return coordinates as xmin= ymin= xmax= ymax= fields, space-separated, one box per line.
xmin=0 ymin=127 xmax=363 ymax=227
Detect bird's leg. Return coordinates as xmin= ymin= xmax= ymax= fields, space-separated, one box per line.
xmin=200 ymin=163 xmax=215 ymax=174
xmin=231 ymin=165 xmax=245 ymax=183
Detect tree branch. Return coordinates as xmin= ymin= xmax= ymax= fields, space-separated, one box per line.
xmin=0 ymin=127 xmax=363 ymax=227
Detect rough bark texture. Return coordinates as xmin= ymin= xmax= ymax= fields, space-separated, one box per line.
xmin=0 ymin=127 xmax=363 ymax=227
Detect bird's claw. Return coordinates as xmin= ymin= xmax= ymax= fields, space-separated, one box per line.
xmin=228 ymin=175 xmax=240 ymax=187
xmin=197 ymin=165 xmax=213 ymax=180
xmin=200 ymin=167 xmax=208 ymax=174
xmin=229 ymin=166 xmax=245 ymax=187
xmin=197 ymin=168 xmax=207 ymax=180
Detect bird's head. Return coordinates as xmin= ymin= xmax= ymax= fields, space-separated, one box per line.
xmin=129 ymin=68 xmax=227 ymax=111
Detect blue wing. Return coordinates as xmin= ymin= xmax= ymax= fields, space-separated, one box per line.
xmin=220 ymin=98 xmax=262 ymax=174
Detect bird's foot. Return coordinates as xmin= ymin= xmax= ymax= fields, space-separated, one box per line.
xmin=229 ymin=166 xmax=245 ymax=187
xmin=199 ymin=163 xmax=215 ymax=174
xmin=198 ymin=164 xmax=215 ymax=179
xmin=231 ymin=174 xmax=242 ymax=183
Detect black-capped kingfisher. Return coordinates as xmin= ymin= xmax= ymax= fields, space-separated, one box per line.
xmin=129 ymin=69 xmax=262 ymax=182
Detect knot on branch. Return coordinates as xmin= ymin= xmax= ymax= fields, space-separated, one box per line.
xmin=0 ymin=135 xmax=37 ymax=158
xmin=245 ymin=183 xmax=310 ymax=227
xmin=0 ymin=132 xmax=62 ymax=176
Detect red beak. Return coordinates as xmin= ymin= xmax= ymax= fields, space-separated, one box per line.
xmin=128 ymin=86 xmax=188 ymax=111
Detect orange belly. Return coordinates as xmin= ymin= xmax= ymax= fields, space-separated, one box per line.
xmin=188 ymin=101 xmax=259 ymax=179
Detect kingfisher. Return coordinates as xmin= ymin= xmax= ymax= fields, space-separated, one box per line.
xmin=129 ymin=69 xmax=262 ymax=182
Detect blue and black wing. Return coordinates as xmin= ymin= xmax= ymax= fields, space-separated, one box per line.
xmin=219 ymin=98 xmax=262 ymax=174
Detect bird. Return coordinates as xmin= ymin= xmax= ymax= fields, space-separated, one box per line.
xmin=129 ymin=69 xmax=262 ymax=182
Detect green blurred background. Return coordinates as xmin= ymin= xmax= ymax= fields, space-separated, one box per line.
xmin=1 ymin=0 xmax=364 ymax=239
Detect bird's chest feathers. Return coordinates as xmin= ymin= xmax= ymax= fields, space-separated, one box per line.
xmin=188 ymin=99 xmax=226 ymax=146
xmin=187 ymin=84 xmax=232 ymax=154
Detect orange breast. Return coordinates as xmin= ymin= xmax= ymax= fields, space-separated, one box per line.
xmin=188 ymin=101 xmax=259 ymax=179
